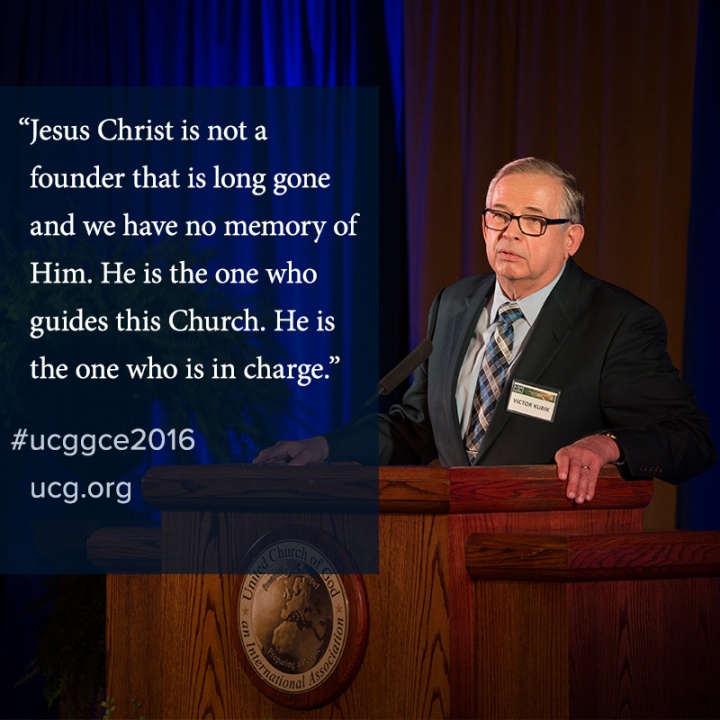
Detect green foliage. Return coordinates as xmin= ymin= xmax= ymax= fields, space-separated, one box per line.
xmin=101 ymin=697 xmax=146 ymax=719
xmin=17 ymin=575 xmax=106 ymax=718
xmin=100 ymin=697 xmax=116 ymax=719
xmin=1 ymin=229 xmax=292 ymax=463
xmin=5 ymin=231 xmax=294 ymax=714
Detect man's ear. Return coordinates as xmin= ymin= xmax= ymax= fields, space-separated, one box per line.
xmin=566 ymin=223 xmax=585 ymax=257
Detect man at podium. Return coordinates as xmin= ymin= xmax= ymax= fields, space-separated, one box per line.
xmin=255 ymin=158 xmax=716 ymax=505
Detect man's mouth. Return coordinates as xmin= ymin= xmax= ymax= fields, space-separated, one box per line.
xmin=497 ymin=248 xmax=523 ymax=260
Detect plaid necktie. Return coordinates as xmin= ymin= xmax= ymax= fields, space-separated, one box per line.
xmin=465 ymin=302 xmax=524 ymax=463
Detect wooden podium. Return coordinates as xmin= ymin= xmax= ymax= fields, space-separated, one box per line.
xmin=97 ymin=466 xmax=720 ymax=719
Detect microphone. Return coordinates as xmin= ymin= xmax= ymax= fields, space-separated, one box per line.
xmin=377 ymin=338 xmax=433 ymax=396
xmin=326 ymin=338 xmax=433 ymax=462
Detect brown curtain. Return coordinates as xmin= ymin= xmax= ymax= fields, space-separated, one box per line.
xmin=403 ymin=0 xmax=698 ymax=369
xmin=403 ymin=0 xmax=699 ymax=527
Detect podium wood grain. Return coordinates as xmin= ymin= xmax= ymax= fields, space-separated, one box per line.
xmin=107 ymin=471 xmax=451 ymax=718
xmin=106 ymin=575 xmax=163 ymax=719
xmin=449 ymin=467 xmax=655 ymax=719
xmin=105 ymin=466 xmax=720 ymax=719
xmin=568 ymin=577 xmax=720 ymax=719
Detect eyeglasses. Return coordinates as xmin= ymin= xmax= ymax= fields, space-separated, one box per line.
xmin=482 ymin=209 xmax=570 ymax=237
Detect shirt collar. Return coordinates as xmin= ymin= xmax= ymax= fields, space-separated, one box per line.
xmin=489 ymin=263 xmax=566 ymax=326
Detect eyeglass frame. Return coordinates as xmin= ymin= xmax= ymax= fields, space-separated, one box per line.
xmin=482 ymin=208 xmax=571 ymax=237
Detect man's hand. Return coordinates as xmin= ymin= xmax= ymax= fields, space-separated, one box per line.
xmin=252 ymin=436 xmax=329 ymax=466
xmin=555 ymin=434 xmax=621 ymax=503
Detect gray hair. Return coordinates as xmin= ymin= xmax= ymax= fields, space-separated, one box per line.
xmin=486 ymin=157 xmax=585 ymax=223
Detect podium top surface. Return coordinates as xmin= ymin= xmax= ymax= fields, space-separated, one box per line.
xmin=142 ymin=464 xmax=653 ymax=514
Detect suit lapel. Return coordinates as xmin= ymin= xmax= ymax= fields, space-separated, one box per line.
xmin=449 ymin=276 xmax=496 ymax=386
xmin=443 ymin=275 xmax=495 ymax=465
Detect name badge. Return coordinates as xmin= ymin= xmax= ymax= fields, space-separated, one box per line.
xmin=507 ymin=380 xmax=560 ymax=422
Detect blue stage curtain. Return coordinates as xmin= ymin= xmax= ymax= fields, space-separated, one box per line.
xmin=0 ymin=2 xmax=404 ymax=714
xmin=0 ymin=0 xmax=407 ymax=440
xmin=677 ymin=0 xmax=720 ymax=530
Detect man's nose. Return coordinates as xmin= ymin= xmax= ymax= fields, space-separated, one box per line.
xmin=502 ymin=217 xmax=523 ymax=237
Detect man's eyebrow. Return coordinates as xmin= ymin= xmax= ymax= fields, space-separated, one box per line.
xmin=492 ymin=202 xmax=548 ymax=214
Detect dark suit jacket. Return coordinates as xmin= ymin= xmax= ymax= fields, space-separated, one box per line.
xmin=332 ymin=259 xmax=715 ymax=482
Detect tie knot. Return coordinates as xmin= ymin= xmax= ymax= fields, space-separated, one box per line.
xmin=496 ymin=302 xmax=523 ymax=326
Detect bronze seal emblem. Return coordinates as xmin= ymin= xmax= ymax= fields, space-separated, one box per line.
xmin=232 ymin=527 xmax=368 ymax=709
